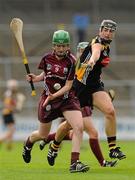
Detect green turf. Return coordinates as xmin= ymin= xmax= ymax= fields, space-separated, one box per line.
xmin=0 ymin=141 xmax=134 ymax=180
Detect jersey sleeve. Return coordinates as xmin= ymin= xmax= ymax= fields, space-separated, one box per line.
xmin=67 ymin=54 xmax=76 ymax=80
xmin=38 ymin=57 xmax=46 ymax=70
xmin=67 ymin=64 xmax=75 ymax=80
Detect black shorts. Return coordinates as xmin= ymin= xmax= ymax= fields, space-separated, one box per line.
xmin=2 ymin=113 xmax=15 ymax=125
xmin=73 ymin=79 xmax=105 ymax=108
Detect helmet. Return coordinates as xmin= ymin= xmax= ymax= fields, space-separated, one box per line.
xmin=7 ymin=79 xmax=18 ymax=90
xmin=52 ymin=30 xmax=70 ymax=44
xmin=77 ymin=42 xmax=89 ymax=50
xmin=100 ymin=19 xmax=117 ymax=31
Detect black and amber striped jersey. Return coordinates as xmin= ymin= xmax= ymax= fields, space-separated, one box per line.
xmin=2 ymin=90 xmax=16 ymax=115
xmin=75 ymin=35 xmax=111 ymax=85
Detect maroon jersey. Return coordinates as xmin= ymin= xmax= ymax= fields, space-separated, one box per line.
xmin=37 ymin=51 xmax=81 ymax=123
xmin=38 ymin=52 xmax=76 ymax=97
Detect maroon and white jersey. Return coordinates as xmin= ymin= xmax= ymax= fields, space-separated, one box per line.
xmin=38 ymin=52 xmax=76 ymax=97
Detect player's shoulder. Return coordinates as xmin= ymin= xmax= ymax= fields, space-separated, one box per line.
xmin=41 ymin=52 xmax=53 ymax=60
xmin=91 ymin=36 xmax=105 ymax=45
xmin=67 ymin=52 xmax=76 ymax=64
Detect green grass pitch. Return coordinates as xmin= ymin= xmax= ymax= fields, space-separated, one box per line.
xmin=0 ymin=141 xmax=134 ymax=180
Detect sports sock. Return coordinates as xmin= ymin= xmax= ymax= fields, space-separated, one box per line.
xmin=89 ymin=138 xmax=104 ymax=166
xmin=25 ymin=136 xmax=33 ymax=149
xmin=71 ymin=152 xmax=80 ymax=164
xmin=63 ymin=131 xmax=72 ymax=140
xmin=46 ymin=133 xmax=56 ymax=142
xmin=51 ymin=140 xmax=61 ymax=152
xmin=107 ymin=136 xmax=116 ymax=151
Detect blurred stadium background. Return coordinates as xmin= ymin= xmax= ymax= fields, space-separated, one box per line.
xmin=0 ymin=0 xmax=135 ymax=140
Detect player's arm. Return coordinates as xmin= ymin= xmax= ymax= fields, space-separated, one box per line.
xmin=15 ymin=93 xmax=26 ymax=112
xmin=87 ymin=43 xmax=102 ymax=68
xmin=43 ymin=80 xmax=73 ymax=107
xmin=26 ymin=72 xmax=44 ymax=83
xmin=52 ymin=80 xmax=73 ymax=99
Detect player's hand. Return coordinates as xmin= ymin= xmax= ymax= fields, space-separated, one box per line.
xmin=80 ymin=63 xmax=87 ymax=68
xmin=81 ymin=63 xmax=93 ymax=70
xmin=87 ymin=59 xmax=95 ymax=69
xmin=43 ymin=93 xmax=54 ymax=107
xmin=26 ymin=73 xmax=36 ymax=82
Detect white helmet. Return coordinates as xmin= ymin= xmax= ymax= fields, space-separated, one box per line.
xmin=77 ymin=42 xmax=89 ymax=50
xmin=76 ymin=42 xmax=89 ymax=59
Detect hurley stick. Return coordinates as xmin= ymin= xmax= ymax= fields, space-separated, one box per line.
xmin=10 ymin=18 xmax=36 ymax=96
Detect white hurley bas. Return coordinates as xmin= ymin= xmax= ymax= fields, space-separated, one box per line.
xmin=53 ymin=83 xmax=61 ymax=91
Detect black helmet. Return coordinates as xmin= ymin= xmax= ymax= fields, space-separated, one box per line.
xmin=100 ymin=20 xmax=117 ymax=31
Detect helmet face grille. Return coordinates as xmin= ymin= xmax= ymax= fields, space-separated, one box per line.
xmin=52 ymin=30 xmax=70 ymax=44
xmin=100 ymin=20 xmax=117 ymax=31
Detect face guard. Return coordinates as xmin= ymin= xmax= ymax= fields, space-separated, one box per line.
xmin=100 ymin=19 xmax=117 ymax=31
xmin=100 ymin=20 xmax=117 ymax=44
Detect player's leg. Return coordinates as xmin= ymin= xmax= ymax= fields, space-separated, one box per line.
xmin=82 ymin=106 xmax=103 ymax=165
xmin=83 ymin=115 xmax=117 ymax=167
xmin=0 ymin=114 xmax=15 ymax=150
xmin=47 ymin=121 xmax=71 ymax=166
xmin=47 ymin=116 xmax=79 ymax=167
xmin=47 ymin=110 xmax=89 ymax=172
xmin=5 ymin=123 xmax=15 ymax=150
xmin=39 ymin=120 xmax=72 ymax=150
xmin=39 ymin=132 xmax=56 ymax=150
xmin=22 ymin=121 xmax=52 ymax=163
xmin=0 ymin=123 xmax=15 ymax=142
xmin=93 ymin=91 xmax=126 ymax=160
xmin=108 ymin=89 xmax=115 ymax=101
xmin=63 ymin=110 xmax=89 ymax=173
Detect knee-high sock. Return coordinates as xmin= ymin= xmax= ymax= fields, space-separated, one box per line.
xmin=25 ymin=136 xmax=34 ymax=149
xmin=89 ymin=138 xmax=104 ymax=166
xmin=51 ymin=140 xmax=61 ymax=151
xmin=107 ymin=136 xmax=116 ymax=151
xmin=47 ymin=133 xmax=56 ymax=142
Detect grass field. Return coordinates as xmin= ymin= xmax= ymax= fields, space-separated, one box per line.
xmin=0 ymin=140 xmax=134 ymax=180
